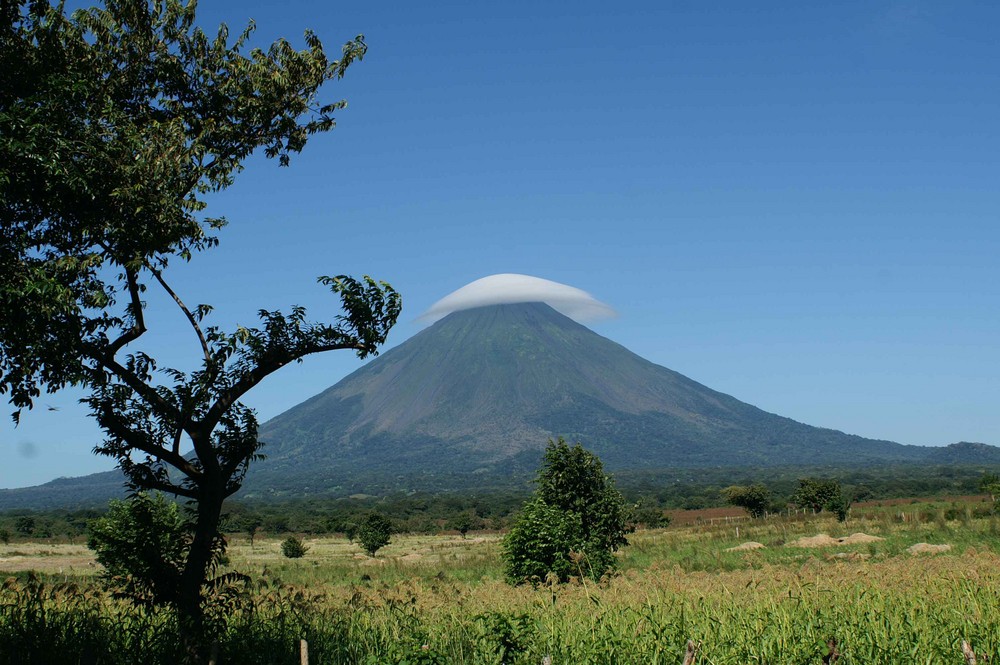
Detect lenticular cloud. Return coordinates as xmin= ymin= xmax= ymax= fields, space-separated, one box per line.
xmin=419 ymin=274 xmax=616 ymax=324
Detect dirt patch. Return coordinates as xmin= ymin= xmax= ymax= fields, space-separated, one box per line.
xmin=826 ymin=552 xmax=870 ymax=561
xmin=787 ymin=533 xmax=884 ymax=548
xmin=399 ymin=553 xmax=422 ymax=562
xmin=907 ymin=543 xmax=952 ymax=555
xmin=725 ymin=542 xmax=765 ymax=552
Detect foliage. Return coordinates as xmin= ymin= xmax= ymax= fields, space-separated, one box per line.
xmin=242 ymin=515 xmax=263 ymax=548
xmin=792 ymin=478 xmax=852 ymax=521
xmin=0 ymin=528 xmax=8 ymax=544
xmin=0 ymin=0 xmax=399 ymax=649
xmin=280 ymin=536 xmax=308 ymax=559
xmin=14 ymin=516 xmax=34 ymax=536
xmin=449 ymin=511 xmax=479 ymax=538
xmin=343 ymin=522 xmax=358 ymax=542
xmin=501 ymin=498 xmax=583 ymax=583
xmin=357 ymin=512 xmax=393 ymax=557
xmin=980 ymin=472 xmax=1000 ymax=502
xmin=87 ymin=493 xmax=188 ymax=606
xmin=6 ymin=509 xmax=1000 ymax=664
xmin=503 ymin=438 xmax=631 ymax=584
xmin=629 ymin=503 xmax=670 ymax=529
xmin=793 ymin=478 xmax=843 ymax=513
xmin=722 ymin=484 xmax=772 ymax=519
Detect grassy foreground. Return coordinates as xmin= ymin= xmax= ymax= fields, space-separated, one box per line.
xmin=2 ymin=500 xmax=1000 ymax=663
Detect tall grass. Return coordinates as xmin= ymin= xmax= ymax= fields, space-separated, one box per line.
xmin=3 ymin=506 xmax=1000 ymax=663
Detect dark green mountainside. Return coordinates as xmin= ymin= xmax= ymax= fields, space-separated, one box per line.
xmin=3 ymin=302 xmax=999 ymax=508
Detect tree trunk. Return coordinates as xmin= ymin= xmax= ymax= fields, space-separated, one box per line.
xmin=177 ymin=482 xmax=226 ymax=663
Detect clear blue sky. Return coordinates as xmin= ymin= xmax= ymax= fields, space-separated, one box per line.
xmin=3 ymin=0 xmax=998 ymax=488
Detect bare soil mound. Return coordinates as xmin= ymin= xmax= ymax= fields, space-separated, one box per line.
xmin=787 ymin=533 xmax=884 ymax=548
xmin=725 ymin=541 xmax=765 ymax=552
xmin=907 ymin=543 xmax=952 ymax=555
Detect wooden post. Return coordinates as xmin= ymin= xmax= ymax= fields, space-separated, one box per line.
xmin=681 ymin=640 xmax=699 ymax=665
xmin=962 ymin=640 xmax=977 ymax=665
xmin=300 ymin=638 xmax=309 ymax=665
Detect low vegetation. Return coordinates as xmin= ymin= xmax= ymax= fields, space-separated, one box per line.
xmin=3 ymin=495 xmax=1000 ymax=663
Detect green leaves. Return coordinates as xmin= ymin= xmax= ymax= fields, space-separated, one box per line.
xmin=1 ymin=0 xmax=394 ymax=644
xmin=722 ymin=484 xmax=772 ymax=519
xmin=87 ymin=493 xmax=188 ymax=607
xmin=356 ymin=511 xmax=393 ymax=557
xmin=502 ymin=438 xmax=631 ymax=584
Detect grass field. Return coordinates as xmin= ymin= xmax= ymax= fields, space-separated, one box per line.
xmin=2 ymin=497 xmax=999 ymax=663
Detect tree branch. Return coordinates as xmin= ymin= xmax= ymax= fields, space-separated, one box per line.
xmin=148 ymin=265 xmax=212 ymax=366
xmin=107 ymin=266 xmax=147 ymax=356
xmin=89 ymin=351 xmax=184 ymax=424
xmin=199 ymin=341 xmax=360 ymax=431
xmin=128 ymin=473 xmax=199 ymax=500
xmin=99 ymin=408 xmax=202 ymax=481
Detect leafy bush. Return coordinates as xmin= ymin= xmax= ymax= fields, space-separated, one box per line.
xmin=502 ymin=438 xmax=630 ymax=584
xmin=86 ymin=493 xmax=188 ymax=606
xmin=281 ymin=536 xmax=309 ymax=559
xmin=357 ymin=512 xmax=393 ymax=557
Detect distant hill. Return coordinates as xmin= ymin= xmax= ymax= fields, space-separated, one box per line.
xmin=3 ymin=302 xmax=1000 ymax=509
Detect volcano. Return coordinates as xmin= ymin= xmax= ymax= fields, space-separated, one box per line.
xmin=245 ymin=301 xmax=933 ymax=493
xmin=4 ymin=299 xmax=998 ymax=508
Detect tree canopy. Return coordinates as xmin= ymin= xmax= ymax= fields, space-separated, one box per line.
xmin=722 ymin=483 xmax=771 ymax=519
xmin=502 ymin=438 xmax=631 ymax=584
xmin=0 ymin=0 xmax=398 ymax=656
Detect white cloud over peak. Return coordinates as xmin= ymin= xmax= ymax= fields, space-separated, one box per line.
xmin=418 ymin=274 xmax=616 ymax=324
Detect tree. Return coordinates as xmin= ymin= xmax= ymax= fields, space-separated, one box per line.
xmin=502 ymin=438 xmax=631 ymax=584
xmin=629 ymin=502 xmax=670 ymax=529
xmin=356 ymin=512 xmax=392 ymax=557
xmin=793 ymin=478 xmax=849 ymax=520
xmin=792 ymin=478 xmax=843 ymax=513
xmin=87 ymin=493 xmax=188 ymax=606
xmin=979 ymin=473 xmax=1000 ymax=502
xmin=14 ymin=516 xmax=35 ymax=536
xmin=240 ymin=513 xmax=264 ymax=549
xmin=450 ymin=510 xmax=479 ymax=538
xmin=0 ymin=0 xmax=399 ymax=657
xmin=722 ymin=484 xmax=771 ymax=519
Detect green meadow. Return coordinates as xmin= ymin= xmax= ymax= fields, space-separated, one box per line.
xmin=3 ymin=498 xmax=1000 ymax=664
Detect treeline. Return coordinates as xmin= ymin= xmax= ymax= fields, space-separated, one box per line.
xmin=1 ymin=463 xmax=996 ymax=541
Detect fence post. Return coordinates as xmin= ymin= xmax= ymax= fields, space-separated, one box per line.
xmin=962 ymin=640 xmax=977 ymax=665
xmin=681 ymin=640 xmax=699 ymax=665
xmin=300 ymin=638 xmax=309 ymax=665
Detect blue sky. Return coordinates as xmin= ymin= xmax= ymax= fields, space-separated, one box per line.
xmin=2 ymin=0 xmax=998 ymax=488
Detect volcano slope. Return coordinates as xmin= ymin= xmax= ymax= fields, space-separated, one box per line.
xmin=245 ymin=302 xmax=934 ymax=493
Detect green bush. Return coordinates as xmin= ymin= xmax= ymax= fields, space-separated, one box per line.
xmin=281 ymin=536 xmax=309 ymax=559
xmin=502 ymin=438 xmax=630 ymax=584
xmin=721 ymin=484 xmax=771 ymax=518
xmin=357 ymin=512 xmax=393 ymax=557
xmin=86 ymin=493 xmax=188 ymax=607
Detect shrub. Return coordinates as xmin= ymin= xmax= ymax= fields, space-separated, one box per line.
xmin=502 ymin=438 xmax=630 ymax=584
xmin=357 ymin=512 xmax=393 ymax=557
xmin=281 ymin=536 xmax=308 ymax=559
xmin=86 ymin=493 xmax=188 ymax=607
